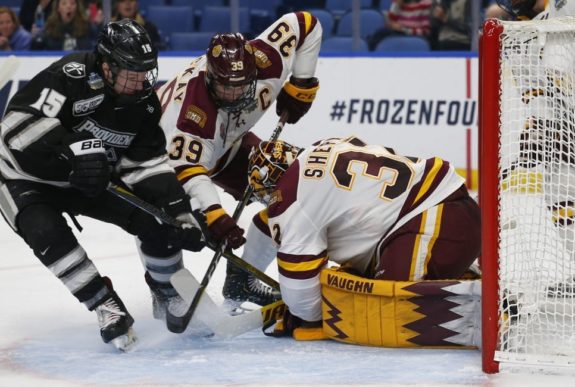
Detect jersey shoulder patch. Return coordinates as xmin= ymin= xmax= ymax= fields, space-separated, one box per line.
xmin=176 ymin=72 xmax=218 ymax=139
xmin=62 ymin=62 xmax=86 ymax=79
xmin=249 ymin=39 xmax=283 ymax=80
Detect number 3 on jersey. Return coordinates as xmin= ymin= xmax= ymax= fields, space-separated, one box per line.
xmin=169 ymin=135 xmax=203 ymax=163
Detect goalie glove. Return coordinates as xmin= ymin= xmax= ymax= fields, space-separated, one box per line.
xmin=60 ymin=135 xmax=110 ymax=197
xmin=204 ymin=204 xmax=246 ymax=249
xmin=276 ymin=76 xmax=319 ymax=124
xmin=262 ymin=305 xmax=328 ymax=341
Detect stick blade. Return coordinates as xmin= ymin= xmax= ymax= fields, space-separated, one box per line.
xmin=0 ymin=55 xmax=20 ymax=91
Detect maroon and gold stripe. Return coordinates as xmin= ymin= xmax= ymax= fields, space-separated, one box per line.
xmin=253 ymin=209 xmax=271 ymax=237
xmin=295 ymin=11 xmax=318 ymax=50
xmin=399 ymin=157 xmax=450 ymax=219
xmin=175 ymin=164 xmax=208 ymax=185
xmin=277 ymin=250 xmax=328 ymax=280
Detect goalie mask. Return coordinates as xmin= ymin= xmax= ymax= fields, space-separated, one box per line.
xmin=248 ymin=141 xmax=302 ymax=205
xmin=495 ymin=0 xmax=538 ymax=19
xmin=206 ymin=33 xmax=258 ymax=112
xmin=96 ymin=19 xmax=158 ymax=104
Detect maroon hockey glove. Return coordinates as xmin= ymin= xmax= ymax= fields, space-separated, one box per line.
xmin=276 ymin=77 xmax=319 ymax=124
xmin=205 ymin=205 xmax=246 ymax=249
xmin=61 ymin=137 xmax=110 ymax=197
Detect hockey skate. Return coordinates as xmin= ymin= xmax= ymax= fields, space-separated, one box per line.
xmin=222 ymin=261 xmax=280 ymax=315
xmin=145 ymin=272 xmax=188 ymax=321
xmin=95 ymin=292 xmax=136 ymax=352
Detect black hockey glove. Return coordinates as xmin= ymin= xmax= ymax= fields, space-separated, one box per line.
xmin=160 ymin=195 xmax=206 ymax=252
xmin=263 ymin=305 xmax=327 ymax=341
xmin=61 ymin=137 xmax=110 ymax=197
xmin=276 ymin=76 xmax=319 ymax=124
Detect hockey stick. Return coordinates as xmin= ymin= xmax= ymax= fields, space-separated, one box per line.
xmin=0 ymin=55 xmax=20 ymax=92
xmin=106 ymin=183 xmax=279 ymax=290
xmin=171 ymin=268 xmax=285 ymax=339
xmin=167 ymin=111 xmax=289 ymax=333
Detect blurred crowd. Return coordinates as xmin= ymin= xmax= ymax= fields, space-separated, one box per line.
xmin=0 ymin=0 xmax=520 ymax=52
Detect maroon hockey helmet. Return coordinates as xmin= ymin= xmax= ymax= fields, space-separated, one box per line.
xmin=248 ymin=140 xmax=302 ymax=205
xmin=205 ymin=33 xmax=258 ymax=112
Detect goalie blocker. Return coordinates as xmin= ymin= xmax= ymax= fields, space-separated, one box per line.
xmin=319 ymin=268 xmax=481 ymax=348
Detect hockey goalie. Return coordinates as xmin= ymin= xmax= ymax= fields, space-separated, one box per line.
xmin=247 ymin=136 xmax=482 ymax=347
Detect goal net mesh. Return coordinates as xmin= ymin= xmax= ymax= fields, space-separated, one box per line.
xmin=497 ymin=16 xmax=575 ymax=368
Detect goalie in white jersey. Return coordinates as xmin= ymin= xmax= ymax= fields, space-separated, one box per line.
xmin=155 ymin=12 xmax=321 ymax=309
xmin=247 ymin=136 xmax=481 ymax=334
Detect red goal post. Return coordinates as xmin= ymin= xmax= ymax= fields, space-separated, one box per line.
xmin=479 ymin=18 xmax=502 ymax=375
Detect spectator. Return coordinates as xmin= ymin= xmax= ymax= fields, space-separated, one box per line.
xmin=32 ymin=0 xmax=97 ymax=51
xmin=19 ymin=0 xmax=53 ymax=33
xmin=0 ymin=7 xmax=32 ymax=51
xmin=111 ymin=0 xmax=162 ymax=50
xmin=368 ymin=0 xmax=434 ymax=51
xmin=430 ymin=0 xmax=472 ymax=50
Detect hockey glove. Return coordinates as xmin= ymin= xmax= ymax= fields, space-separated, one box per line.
xmin=61 ymin=137 xmax=110 ymax=197
xmin=204 ymin=205 xmax=246 ymax=249
xmin=263 ymin=306 xmax=327 ymax=341
xmin=276 ymin=76 xmax=319 ymax=124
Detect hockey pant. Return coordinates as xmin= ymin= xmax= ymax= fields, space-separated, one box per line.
xmin=0 ymin=178 xmax=182 ymax=310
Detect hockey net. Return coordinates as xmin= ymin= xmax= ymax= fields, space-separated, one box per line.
xmin=480 ymin=17 xmax=575 ymax=373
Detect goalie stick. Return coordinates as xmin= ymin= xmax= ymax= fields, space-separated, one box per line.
xmin=166 ymin=111 xmax=289 ymax=334
xmin=105 ymin=183 xmax=280 ymax=290
xmin=170 ymin=268 xmax=285 ymax=339
xmin=0 ymin=55 xmax=20 ymax=93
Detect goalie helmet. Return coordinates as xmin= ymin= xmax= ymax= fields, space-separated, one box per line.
xmin=206 ymin=33 xmax=258 ymax=112
xmin=96 ymin=19 xmax=158 ymax=103
xmin=248 ymin=140 xmax=302 ymax=205
xmin=495 ymin=0 xmax=538 ymax=19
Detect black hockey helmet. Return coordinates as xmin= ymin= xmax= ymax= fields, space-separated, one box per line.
xmin=248 ymin=140 xmax=301 ymax=205
xmin=205 ymin=33 xmax=257 ymax=112
xmin=96 ymin=18 xmax=158 ymax=102
xmin=495 ymin=0 xmax=539 ymax=19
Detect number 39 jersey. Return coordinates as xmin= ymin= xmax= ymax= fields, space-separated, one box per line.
xmin=267 ymin=136 xmax=465 ymax=322
xmin=156 ymin=12 xmax=322 ymax=211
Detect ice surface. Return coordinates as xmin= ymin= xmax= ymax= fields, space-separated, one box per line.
xmin=1 ymin=192 xmax=574 ymax=386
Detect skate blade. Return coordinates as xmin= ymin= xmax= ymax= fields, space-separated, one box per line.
xmin=222 ymin=299 xmax=257 ymax=316
xmin=111 ymin=327 xmax=138 ymax=352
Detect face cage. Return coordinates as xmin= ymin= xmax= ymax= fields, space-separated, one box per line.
xmin=208 ymin=78 xmax=257 ymax=112
xmin=108 ymin=65 xmax=158 ymax=104
xmin=248 ymin=160 xmax=287 ymax=205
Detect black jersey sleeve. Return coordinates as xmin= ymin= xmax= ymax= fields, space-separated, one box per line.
xmin=1 ymin=58 xmax=86 ymax=182
xmin=116 ymin=95 xmax=189 ymax=211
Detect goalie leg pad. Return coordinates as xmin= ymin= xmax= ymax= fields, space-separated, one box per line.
xmin=320 ymin=268 xmax=481 ymax=348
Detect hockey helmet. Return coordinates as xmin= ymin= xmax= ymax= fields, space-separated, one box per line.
xmin=248 ymin=140 xmax=301 ymax=205
xmin=495 ymin=0 xmax=538 ymax=19
xmin=205 ymin=33 xmax=257 ymax=112
xmin=96 ymin=19 xmax=158 ymax=103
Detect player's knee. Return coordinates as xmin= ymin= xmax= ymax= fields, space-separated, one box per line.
xmin=139 ymin=238 xmax=180 ymax=258
xmin=17 ymin=204 xmax=77 ymax=263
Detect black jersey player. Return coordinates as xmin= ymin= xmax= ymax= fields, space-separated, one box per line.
xmin=0 ymin=19 xmax=204 ymax=351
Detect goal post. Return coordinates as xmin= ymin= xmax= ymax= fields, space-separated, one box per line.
xmin=480 ymin=18 xmax=503 ymax=375
xmin=480 ymin=16 xmax=575 ymax=373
